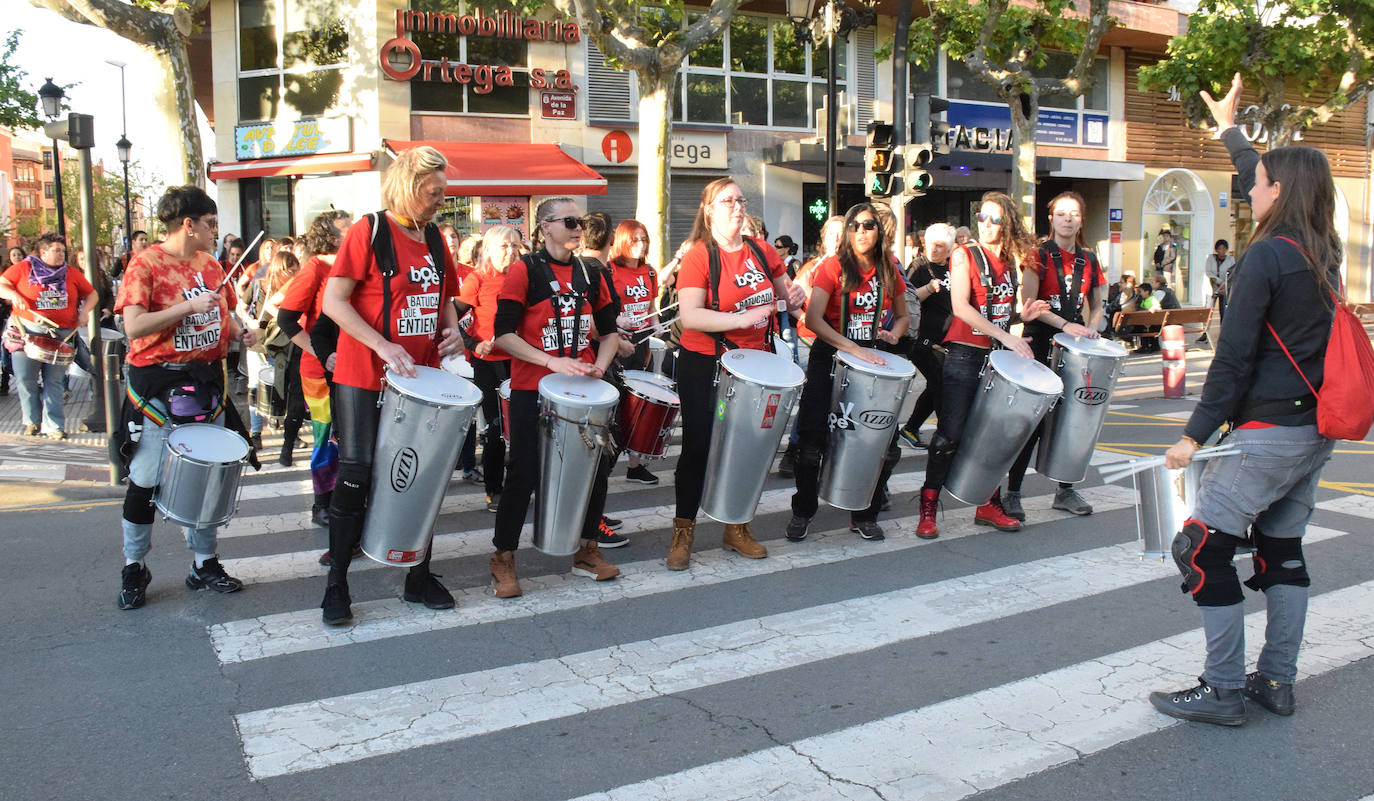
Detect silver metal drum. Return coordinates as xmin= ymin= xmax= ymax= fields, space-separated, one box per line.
xmin=648 ymin=336 xmax=666 ymax=375
xmin=254 ymin=366 xmax=285 ymax=419
xmin=1135 ymin=462 xmax=1201 ymax=561
xmin=820 ymin=348 xmax=916 ymax=510
xmin=1036 ymin=334 xmax=1128 ymax=483
xmin=946 ymin=350 xmax=1064 ymax=505
xmin=534 ymin=374 xmax=620 ymax=556
xmin=701 ymin=349 xmax=806 ymax=523
xmin=361 ymin=367 xmax=482 ymax=567
xmin=155 ymin=423 xmax=250 ymax=528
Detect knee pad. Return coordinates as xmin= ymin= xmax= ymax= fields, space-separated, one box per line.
xmin=798 ymin=445 xmax=824 ymax=472
xmin=1244 ymin=530 xmax=1311 ymax=592
xmin=330 ymin=463 xmax=372 ymax=517
xmin=928 ymin=432 xmax=956 ymax=460
xmin=1171 ymin=519 xmax=1246 ymax=607
xmin=123 ymin=482 xmax=157 ymax=525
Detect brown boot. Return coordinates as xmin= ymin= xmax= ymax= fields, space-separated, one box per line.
xmin=667 ymin=517 xmax=695 ymax=571
xmin=489 ymin=550 xmax=522 ymax=598
xmin=572 ymin=539 xmax=620 ymax=581
xmin=723 ymin=522 xmax=767 ymax=559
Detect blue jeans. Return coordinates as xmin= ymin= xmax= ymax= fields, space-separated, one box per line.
xmin=10 ymin=349 xmax=67 ymax=430
xmin=121 ymin=401 xmax=225 ymax=562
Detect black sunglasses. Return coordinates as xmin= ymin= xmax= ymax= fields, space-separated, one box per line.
xmin=848 ymin=219 xmax=880 ymax=231
xmin=543 ymin=216 xmax=584 ymax=230
xmin=976 ymin=212 xmax=1004 ymax=225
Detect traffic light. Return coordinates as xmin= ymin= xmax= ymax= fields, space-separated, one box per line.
xmin=904 ymin=94 xmax=949 ymax=197
xmin=865 ymin=121 xmax=898 ymax=198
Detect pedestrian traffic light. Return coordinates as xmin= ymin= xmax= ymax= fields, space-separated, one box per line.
xmin=865 ymin=121 xmax=898 ymax=198
xmin=904 ymin=94 xmax=949 ymax=197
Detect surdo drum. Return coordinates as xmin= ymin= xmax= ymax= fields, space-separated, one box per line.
xmin=820 ymin=348 xmax=916 ymax=510
xmin=535 ymin=374 xmax=620 ymax=556
xmin=1036 ymin=333 xmax=1127 ymax=483
xmin=154 ymin=423 xmax=251 ymax=528
xmin=946 ymin=351 xmax=1064 ymax=505
xmin=361 ymin=367 xmax=482 ymax=567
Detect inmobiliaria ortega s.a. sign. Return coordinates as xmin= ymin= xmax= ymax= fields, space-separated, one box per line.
xmin=380 ymin=7 xmax=579 ymax=94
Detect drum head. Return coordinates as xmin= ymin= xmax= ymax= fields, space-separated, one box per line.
xmin=499 ymin=379 xmax=512 ymax=399
xmin=99 ymin=328 xmax=126 ymax=342
xmin=622 ymin=369 xmax=673 ymax=390
xmin=258 ymin=367 xmax=275 ymax=386
xmin=987 ymin=350 xmax=1064 ymax=395
xmin=167 ymin=424 xmax=249 ymax=462
xmin=720 ymin=349 xmax=806 ymax=388
xmin=539 ymin=373 xmax=620 ymax=406
xmin=1052 ymin=332 xmax=1128 ymax=358
xmin=835 ymin=347 xmax=917 ymax=379
xmin=386 ymin=365 xmax=482 ymax=405
xmin=624 ymin=376 xmax=680 ymax=404
xmin=441 ymin=353 xmax=475 ymax=379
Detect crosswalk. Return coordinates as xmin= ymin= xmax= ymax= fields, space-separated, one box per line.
xmin=177 ymin=432 xmax=1374 ymax=798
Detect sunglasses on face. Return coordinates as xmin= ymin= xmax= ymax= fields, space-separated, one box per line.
xmin=543 ymin=216 xmax=583 ymax=230
xmin=848 ymin=219 xmax=880 ymax=232
xmin=976 ymin=212 xmax=1003 ymax=225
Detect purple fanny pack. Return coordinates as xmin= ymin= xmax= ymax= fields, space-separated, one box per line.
xmin=165 ymin=384 xmax=219 ymax=423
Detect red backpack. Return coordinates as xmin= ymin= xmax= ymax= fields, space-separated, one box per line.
xmin=1266 ymin=235 xmax=1374 ymax=440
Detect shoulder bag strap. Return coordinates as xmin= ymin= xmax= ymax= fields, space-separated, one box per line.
xmin=369 ymin=211 xmax=397 ymax=343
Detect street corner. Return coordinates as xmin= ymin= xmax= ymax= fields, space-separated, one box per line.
xmin=0 ymin=434 xmax=123 ymax=490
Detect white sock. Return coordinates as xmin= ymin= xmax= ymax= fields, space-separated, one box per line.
xmin=125 ymin=558 xmax=141 ymax=567
xmin=194 ymin=553 xmax=215 ymax=568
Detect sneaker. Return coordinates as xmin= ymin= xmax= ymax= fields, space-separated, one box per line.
xmin=626 ymin=464 xmax=659 ymax=485
xmin=51 ymin=430 xmax=68 ymax=440
xmin=321 ymin=582 xmax=353 ymax=625
xmin=185 ymin=558 xmax=244 ymax=593
xmin=486 ymin=493 xmax=501 ymax=513
xmin=916 ymin=488 xmax=940 ymax=539
xmin=1052 ymin=487 xmax=1093 ymax=516
xmin=898 ymin=427 xmax=924 ymax=449
xmin=1001 ymin=490 xmax=1026 ymax=522
xmin=118 ymin=562 xmax=151 ymax=610
xmin=311 ymin=504 xmax=330 ymax=528
xmin=777 ymin=443 xmax=797 ymax=478
xmin=602 ymin=514 xmax=623 ymax=530
xmin=1243 ymin=671 xmax=1295 ymax=716
xmin=785 ymin=514 xmax=810 ymax=542
xmin=572 ymin=540 xmax=621 ymax=581
xmin=23 ymin=424 xmax=39 ymax=437
xmin=462 ymin=467 xmax=484 ymax=483
xmin=849 ymin=520 xmax=885 ymax=541
xmin=403 ymin=571 xmax=455 ymax=610
xmin=975 ymin=493 xmax=1022 ymax=532
xmin=1148 ymin=678 xmax=1247 ymax=726
xmin=596 ymin=517 xmax=629 ymax=548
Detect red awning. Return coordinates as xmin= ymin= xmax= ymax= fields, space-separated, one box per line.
xmin=206 ymin=151 xmax=374 ymax=182
xmin=384 ymin=140 xmax=607 ymax=196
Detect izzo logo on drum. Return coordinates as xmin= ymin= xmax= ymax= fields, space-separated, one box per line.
xmin=1073 ymin=386 xmax=1109 ymax=405
xmin=391 ymin=447 xmax=420 ymax=492
xmin=410 ymin=262 xmax=442 ymax=290
xmin=857 ymin=410 xmax=896 ymax=429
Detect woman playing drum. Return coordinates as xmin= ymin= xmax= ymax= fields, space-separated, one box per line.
xmin=607 ymin=219 xmax=661 ymax=486
xmin=0 ymin=233 xmax=97 ymax=438
xmin=486 ymin=197 xmax=623 ymax=598
xmin=1001 ymin=191 xmax=1108 ymax=521
xmin=318 ymin=146 xmax=464 ymax=626
xmin=669 ymin=177 xmax=806 ymax=570
xmin=916 ymin=191 xmax=1038 ymax=539
xmin=1149 ymin=74 xmax=1342 ymax=726
xmin=785 ymin=203 xmax=909 ymax=543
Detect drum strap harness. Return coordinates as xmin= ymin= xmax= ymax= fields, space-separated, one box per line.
xmin=1041 ymin=242 xmax=1090 ymax=326
xmin=706 ymin=238 xmax=776 ymax=355
xmin=522 ymin=251 xmax=599 ymax=358
xmin=966 ymin=243 xmax=1017 ymax=335
xmin=366 ymin=211 xmax=448 ymax=343
xmin=839 ymin=270 xmax=884 ymax=345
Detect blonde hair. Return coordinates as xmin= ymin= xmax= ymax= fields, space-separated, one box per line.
xmin=381 ymin=146 xmax=449 ymax=218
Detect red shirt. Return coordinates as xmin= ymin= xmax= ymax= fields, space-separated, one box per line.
xmin=278 ymin=255 xmax=333 ymax=379
xmin=116 ymin=246 xmax=237 ymax=366
xmin=1032 ymin=242 xmax=1106 ymax=317
xmin=677 ymin=236 xmax=786 ymax=355
xmin=498 ymin=254 xmax=612 ymax=391
xmin=329 ymin=215 xmax=457 ymax=391
xmin=609 ymin=260 xmax=657 ymax=331
xmin=810 ymin=256 xmax=905 ymax=341
xmin=457 ymin=267 xmax=511 ymax=362
xmin=3 ymin=258 xmax=94 ymax=330
xmin=945 ymin=243 xmax=1016 ymax=349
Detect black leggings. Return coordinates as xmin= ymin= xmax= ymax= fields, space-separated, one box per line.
xmin=471 ymin=357 xmax=510 ymax=497
xmin=280 ymin=347 xmax=307 ymax=455
xmin=923 ymin=343 xmax=990 ymax=492
xmin=673 ymin=349 xmax=720 ymax=520
xmin=905 ymin=338 xmax=945 ymax=432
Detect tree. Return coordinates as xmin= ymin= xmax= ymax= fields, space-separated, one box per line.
xmin=1137 ymin=0 xmax=1374 ymax=146
xmin=0 ymin=30 xmax=43 ymax=130
xmin=28 ymin=0 xmax=209 ymax=187
xmin=892 ymin=0 xmax=1113 ymax=225
xmin=58 ymin=157 xmax=132 ymax=252
xmin=551 ymin=0 xmax=745 ymax=271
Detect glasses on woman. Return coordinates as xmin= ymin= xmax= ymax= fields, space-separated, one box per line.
xmin=848 ymin=219 xmax=880 ymax=232
xmin=543 ymin=216 xmax=584 ymax=230
xmin=976 ymin=212 xmax=1003 ymax=225
xmin=713 ymin=197 xmax=748 ymax=208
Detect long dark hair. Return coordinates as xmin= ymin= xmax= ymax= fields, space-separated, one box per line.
xmin=1251 ymin=145 xmax=1343 ymax=299
xmin=977 ymin=191 xmax=1033 ymax=266
xmin=836 ymin=203 xmax=898 ymax=296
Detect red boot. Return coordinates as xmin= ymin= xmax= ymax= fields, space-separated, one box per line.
xmin=916 ymin=488 xmax=940 ymax=539
xmin=975 ymin=488 xmax=1022 ymax=532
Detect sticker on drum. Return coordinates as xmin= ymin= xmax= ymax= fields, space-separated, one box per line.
xmin=834 ymin=347 xmax=917 ymax=379
xmin=538 ymin=373 xmax=620 ymax=406
xmin=385 ymin=365 xmax=482 ymax=406
xmin=167 ymin=424 xmax=250 ymax=463
xmin=720 ymin=349 xmax=806 ymax=388
xmin=440 ymin=353 xmax=475 ymax=379
xmin=986 ymin=350 xmax=1063 ymax=396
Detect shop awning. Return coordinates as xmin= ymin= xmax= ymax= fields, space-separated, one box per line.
xmin=384 ymin=140 xmax=607 ymax=196
xmin=206 ymin=151 xmax=374 ymax=182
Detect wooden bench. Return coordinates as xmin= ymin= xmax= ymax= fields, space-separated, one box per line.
xmin=1111 ymin=306 xmax=1215 ymax=350
xmin=1351 ymin=301 xmax=1374 ymax=322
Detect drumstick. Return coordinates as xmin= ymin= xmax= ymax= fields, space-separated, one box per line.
xmin=1098 ymin=444 xmax=1239 ymax=484
xmin=215 ymin=230 xmax=266 ymax=293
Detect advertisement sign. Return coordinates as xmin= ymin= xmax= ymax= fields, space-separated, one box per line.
xmin=582 ymin=129 xmax=727 ymax=170
xmin=234 ymin=118 xmax=351 ymax=160
xmin=943 ymin=102 xmax=1109 ymax=150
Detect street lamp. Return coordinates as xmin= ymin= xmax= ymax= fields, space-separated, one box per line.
xmin=109 ymin=59 xmax=133 ymax=261
xmin=787 ymin=0 xmax=873 ymax=218
xmin=37 ymin=77 xmax=66 ymax=237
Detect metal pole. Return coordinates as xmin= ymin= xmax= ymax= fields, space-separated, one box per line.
xmin=893 ymin=0 xmax=914 ymax=265
xmin=122 ymin=161 xmax=132 ymax=257
xmin=78 ymin=147 xmax=119 ymax=483
xmin=825 ymin=1 xmax=839 ymax=218
xmin=51 ymin=141 xmax=66 ymax=238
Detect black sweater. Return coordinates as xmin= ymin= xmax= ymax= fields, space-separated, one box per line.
xmin=1184 ymin=128 xmax=1341 ymax=443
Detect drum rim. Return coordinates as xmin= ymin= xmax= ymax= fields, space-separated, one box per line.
xmin=623 ymin=378 xmax=681 ymax=405
xmin=165 ymin=423 xmax=250 ymax=464
xmin=385 ymin=366 xmax=483 ymax=405
xmin=719 ymin=349 xmax=806 ymax=388
xmin=1051 ymin=331 xmax=1128 ymax=357
xmin=834 ymin=347 xmax=917 ymax=378
xmin=537 ymin=374 xmax=620 ymax=406
xmin=987 ymin=350 xmax=1065 ymax=396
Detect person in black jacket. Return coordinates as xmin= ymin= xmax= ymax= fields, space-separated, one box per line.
xmin=1149 ymin=73 xmax=1342 ymax=727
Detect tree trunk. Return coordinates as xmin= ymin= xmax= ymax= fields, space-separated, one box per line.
xmin=635 ymin=64 xmax=676 ymax=275
xmin=158 ymin=35 xmax=204 ymax=187
xmin=1008 ymin=94 xmax=1038 ymax=231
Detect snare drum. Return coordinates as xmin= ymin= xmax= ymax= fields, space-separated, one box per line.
xmin=535 ymin=374 xmax=620 ymax=556
xmin=820 ymin=348 xmax=916 ymax=510
xmin=622 ymin=368 xmax=674 ymax=393
xmin=619 ymin=374 xmax=680 ymax=457
xmin=701 ymin=349 xmax=806 ymax=524
xmin=498 ymin=378 xmax=513 ymax=444
xmin=254 ymin=367 xmax=286 ymax=419
xmin=361 ymin=367 xmax=482 ymax=566
xmin=155 ymin=424 xmax=250 ymax=528
xmin=946 ymin=351 xmax=1064 ymax=505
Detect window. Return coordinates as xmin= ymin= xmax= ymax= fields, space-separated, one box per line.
xmin=408 ymin=0 xmax=531 ymax=115
xmin=44 ymin=183 xmax=54 ymax=199
xmin=42 ymin=151 xmax=52 ymax=170
xmin=237 ymin=0 xmax=349 ymax=122
xmin=945 ymin=51 xmax=1108 ymax=112
xmin=678 ymin=14 xmax=846 ymax=129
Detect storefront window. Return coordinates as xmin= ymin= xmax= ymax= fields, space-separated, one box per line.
xmin=945 ymin=51 xmax=1108 ymax=112
xmin=237 ymin=0 xmax=349 ymax=122
xmin=409 ymin=0 xmax=531 ymax=115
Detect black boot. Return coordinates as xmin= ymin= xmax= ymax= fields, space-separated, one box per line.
xmin=403 ymin=549 xmax=454 ymax=610
xmin=1244 ymin=671 xmax=1295 ymax=716
xmin=311 ymin=491 xmax=332 ymax=528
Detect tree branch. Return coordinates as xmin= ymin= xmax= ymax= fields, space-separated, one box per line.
xmin=31 ymin=0 xmax=170 ymax=46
